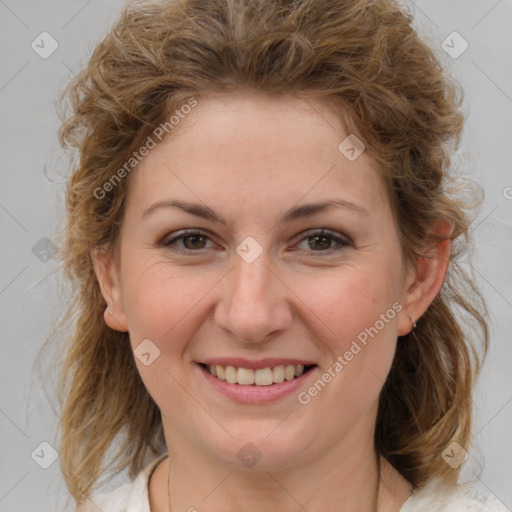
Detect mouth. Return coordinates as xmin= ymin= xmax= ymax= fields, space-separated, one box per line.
xmin=199 ymin=362 xmax=317 ymax=386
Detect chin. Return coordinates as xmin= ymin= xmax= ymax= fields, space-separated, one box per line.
xmin=200 ymin=421 xmax=316 ymax=471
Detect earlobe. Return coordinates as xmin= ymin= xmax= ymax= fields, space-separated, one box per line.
xmin=103 ymin=306 xmax=129 ymax=332
xmin=398 ymin=235 xmax=451 ymax=336
xmin=90 ymin=247 xmax=129 ymax=332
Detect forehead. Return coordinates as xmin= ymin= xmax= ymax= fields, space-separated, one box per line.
xmin=126 ymin=91 xmax=389 ymax=222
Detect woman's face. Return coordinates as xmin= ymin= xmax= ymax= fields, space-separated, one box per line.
xmin=96 ymin=91 xmax=436 ymax=470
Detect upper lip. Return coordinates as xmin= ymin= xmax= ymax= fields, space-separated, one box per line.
xmin=198 ymin=358 xmax=317 ymax=370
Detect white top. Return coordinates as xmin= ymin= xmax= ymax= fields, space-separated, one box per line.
xmin=78 ymin=453 xmax=509 ymax=512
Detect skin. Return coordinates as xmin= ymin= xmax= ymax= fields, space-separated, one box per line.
xmin=92 ymin=91 xmax=450 ymax=512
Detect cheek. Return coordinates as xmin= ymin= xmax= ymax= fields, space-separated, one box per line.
xmin=121 ymin=262 xmax=217 ymax=349
xmin=298 ymin=263 xmax=401 ymax=343
xmin=295 ymin=260 xmax=402 ymax=403
xmin=120 ymin=264 xmax=218 ymax=410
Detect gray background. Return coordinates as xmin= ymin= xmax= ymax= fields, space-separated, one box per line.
xmin=0 ymin=1 xmax=511 ymax=511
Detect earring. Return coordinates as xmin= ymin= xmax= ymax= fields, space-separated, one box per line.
xmin=408 ymin=315 xmax=417 ymax=329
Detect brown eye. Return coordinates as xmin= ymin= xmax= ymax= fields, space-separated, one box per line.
xmin=308 ymin=233 xmax=335 ymax=251
xmin=162 ymin=230 xmax=215 ymax=254
xmin=293 ymin=229 xmax=351 ymax=254
xmin=181 ymin=234 xmax=208 ymax=250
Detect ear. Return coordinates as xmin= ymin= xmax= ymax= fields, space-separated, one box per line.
xmin=90 ymin=247 xmax=128 ymax=332
xmin=397 ymin=222 xmax=452 ymax=336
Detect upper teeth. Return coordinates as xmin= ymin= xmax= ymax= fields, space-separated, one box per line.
xmin=207 ymin=364 xmax=306 ymax=386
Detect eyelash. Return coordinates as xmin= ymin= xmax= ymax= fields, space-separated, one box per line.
xmin=161 ymin=229 xmax=351 ymax=256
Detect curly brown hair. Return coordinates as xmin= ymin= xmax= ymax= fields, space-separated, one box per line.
xmin=48 ymin=0 xmax=488 ymax=507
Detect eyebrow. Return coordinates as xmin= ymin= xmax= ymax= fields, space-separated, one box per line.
xmin=142 ymin=198 xmax=369 ymax=224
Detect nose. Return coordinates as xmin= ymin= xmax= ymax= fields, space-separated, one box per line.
xmin=213 ymin=250 xmax=293 ymax=344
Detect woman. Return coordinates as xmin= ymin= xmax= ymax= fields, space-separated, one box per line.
xmin=53 ymin=0 xmax=507 ymax=510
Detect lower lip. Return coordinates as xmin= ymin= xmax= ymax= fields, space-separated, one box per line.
xmin=198 ymin=364 xmax=316 ymax=404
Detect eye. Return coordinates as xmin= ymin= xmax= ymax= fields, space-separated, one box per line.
xmin=292 ymin=229 xmax=351 ymax=254
xmin=161 ymin=228 xmax=351 ymax=256
xmin=161 ymin=229 xmax=216 ymax=254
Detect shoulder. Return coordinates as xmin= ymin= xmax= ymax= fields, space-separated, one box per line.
xmin=76 ymin=453 xmax=169 ymax=512
xmin=77 ymin=481 xmax=133 ymax=512
xmin=402 ymin=477 xmax=509 ymax=512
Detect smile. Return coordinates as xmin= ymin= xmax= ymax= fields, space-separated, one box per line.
xmin=196 ymin=358 xmax=319 ymax=403
xmin=202 ymin=363 xmax=316 ymax=386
